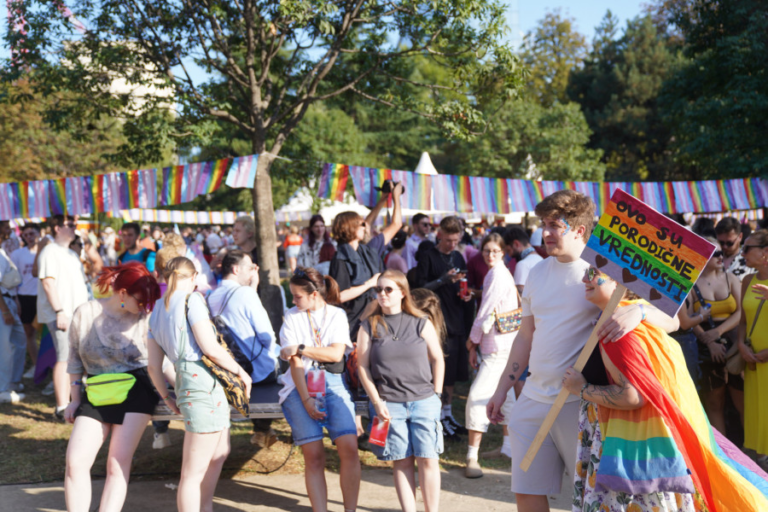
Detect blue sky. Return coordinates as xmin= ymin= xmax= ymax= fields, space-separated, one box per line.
xmin=508 ymin=0 xmax=645 ymax=48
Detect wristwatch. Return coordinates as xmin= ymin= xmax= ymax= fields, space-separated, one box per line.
xmin=297 ymin=344 xmax=306 ymax=356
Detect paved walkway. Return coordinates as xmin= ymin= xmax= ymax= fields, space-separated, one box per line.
xmin=1 ymin=468 xmax=572 ymax=511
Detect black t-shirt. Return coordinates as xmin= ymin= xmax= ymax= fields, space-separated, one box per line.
xmin=582 ymin=343 xmax=610 ymax=387
xmin=329 ymin=243 xmax=384 ymax=340
xmin=414 ymin=247 xmax=473 ymax=338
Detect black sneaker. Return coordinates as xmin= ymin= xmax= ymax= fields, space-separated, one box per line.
xmin=53 ymin=407 xmax=65 ymax=422
xmin=441 ymin=418 xmax=461 ymax=442
xmin=445 ymin=414 xmax=468 ymax=435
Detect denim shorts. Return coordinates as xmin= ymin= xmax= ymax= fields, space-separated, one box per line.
xmin=368 ymin=393 xmax=444 ymax=461
xmin=281 ymin=372 xmax=357 ymax=446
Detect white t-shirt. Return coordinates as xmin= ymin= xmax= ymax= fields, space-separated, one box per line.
xmin=36 ymin=242 xmax=89 ymax=324
xmin=11 ymin=247 xmax=38 ymax=296
xmin=0 ymin=248 xmax=17 ymax=296
xmin=521 ymin=256 xmax=599 ymax=404
xmin=514 ymin=252 xmax=544 ymax=288
xmin=278 ymin=305 xmax=353 ymax=403
xmin=148 ymin=291 xmax=210 ymax=363
xmin=206 ymin=233 xmax=223 ymax=254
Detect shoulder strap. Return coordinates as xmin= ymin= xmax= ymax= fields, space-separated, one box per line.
xmin=142 ymin=249 xmax=152 ymax=262
xmin=749 ymin=300 xmax=765 ymax=338
xmin=692 ymin=284 xmax=716 ymax=329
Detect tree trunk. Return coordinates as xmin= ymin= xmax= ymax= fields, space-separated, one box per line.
xmin=251 ymin=152 xmax=284 ymax=335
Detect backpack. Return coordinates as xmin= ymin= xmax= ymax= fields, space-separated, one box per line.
xmin=212 ymin=287 xmax=260 ymax=376
xmin=117 ymin=248 xmax=152 ymax=265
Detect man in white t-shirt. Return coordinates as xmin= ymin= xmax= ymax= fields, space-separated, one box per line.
xmin=486 ymin=190 xmax=679 ymax=512
xmin=36 ymin=215 xmax=89 ymax=420
xmin=403 ymin=213 xmax=433 ymax=270
xmin=504 ymin=226 xmax=544 ymax=293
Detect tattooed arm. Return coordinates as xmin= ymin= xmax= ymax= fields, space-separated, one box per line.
xmin=487 ymin=315 xmax=534 ymax=423
xmin=562 ymin=348 xmax=645 ymax=410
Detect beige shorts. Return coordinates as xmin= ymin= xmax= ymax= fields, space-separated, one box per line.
xmin=508 ymin=393 xmax=580 ymax=495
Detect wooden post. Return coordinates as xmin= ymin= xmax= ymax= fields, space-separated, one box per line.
xmin=520 ymin=283 xmax=627 ymax=472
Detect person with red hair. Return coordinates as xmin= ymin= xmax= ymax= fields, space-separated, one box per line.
xmin=63 ymin=262 xmax=161 ymax=512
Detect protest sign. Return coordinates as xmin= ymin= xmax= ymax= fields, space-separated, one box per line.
xmin=521 ymin=190 xmax=716 ymax=472
xmin=582 ymin=188 xmax=717 ymax=317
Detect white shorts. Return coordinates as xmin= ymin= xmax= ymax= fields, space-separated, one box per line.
xmin=508 ymin=393 xmax=580 ymax=495
xmin=465 ymin=349 xmax=516 ymax=432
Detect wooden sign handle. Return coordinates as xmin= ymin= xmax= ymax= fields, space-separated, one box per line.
xmin=520 ymin=284 xmax=627 ymax=472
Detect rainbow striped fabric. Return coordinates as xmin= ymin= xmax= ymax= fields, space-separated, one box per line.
xmin=318 ymin=163 xmax=349 ymax=202
xmin=600 ymin=304 xmax=768 ymax=511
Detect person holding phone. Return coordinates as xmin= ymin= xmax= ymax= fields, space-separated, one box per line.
xmin=278 ymin=267 xmax=360 ymax=512
xmin=414 ymin=216 xmax=474 ymax=439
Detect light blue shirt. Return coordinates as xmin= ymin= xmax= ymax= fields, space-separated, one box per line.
xmin=207 ymin=279 xmax=277 ymax=383
xmin=148 ymin=291 xmax=209 ymax=363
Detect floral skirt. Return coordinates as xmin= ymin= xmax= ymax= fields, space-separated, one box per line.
xmin=572 ymin=399 xmax=699 ymax=512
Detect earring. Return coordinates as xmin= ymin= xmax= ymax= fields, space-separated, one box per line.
xmin=121 ymin=300 xmax=125 ymax=308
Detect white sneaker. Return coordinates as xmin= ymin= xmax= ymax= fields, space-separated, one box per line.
xmin=23 ymin=366 xmax=35 ymax=380
xmin=153 ymin=432 xmax=172 ymax=449
xmin=41 ymin=381 xmax=55 ymax=396
xmin=0 ymin=390 xmax=25 ymax=403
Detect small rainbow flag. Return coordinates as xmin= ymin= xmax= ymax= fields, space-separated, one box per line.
xmin=48 ymin=178 xmax=67 ymax=215
xmin=318 ymin=163 xmax=349 ymax=202
xmin=161 ymin=165 xmax=184 ymax=206
xmin=495 ymin=178 xmax=510 ymax=214
xmin=124 ymin=170 xmax=140 ymax=209
xmin=14 ymin=182 xmax=28 ymax=218
xmin=226 ymin=154 xmax=258 ymax=189
xmin=197 ymin=158 xmax=229 ymax=195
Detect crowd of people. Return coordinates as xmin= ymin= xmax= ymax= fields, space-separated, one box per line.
xmin=1 ymin=184 xmax=768 ymax=511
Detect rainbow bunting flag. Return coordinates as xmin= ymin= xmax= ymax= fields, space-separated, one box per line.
xmin=161 ymin=165 xmax=184 ymax=206
xmin=138 ymin=168 xmax=158 ymax=209
xmin=318 ymin=163 xmax=350 ymax=202
xmin=469 ymin=176 xmax=495 ymax=213
xmin=14 ymin=182 xmax=28 ymax=218
xmin=452 ymin=175 xmax=473 ymax=212
xmin=49 ymin=178 xmax=67 ymax=215
xmin=181 ymin=162 xmax=201 ymax=203
xmin=66 ymin=176 xmax=89 ymax=215
xmin=197 ymin=158 xmax=229 ymax=195
xmin=412 ymin=174 xmax=432 ymax=210
xmin=432 ymin=174 xmax=457 ymax=211
xmin=27 ymin=180 xmax=50 ymax=218
xmin=226 ymin=154 xmax=258 ymax=189
xmin=348 ymin=166 xmax=391 ymax=207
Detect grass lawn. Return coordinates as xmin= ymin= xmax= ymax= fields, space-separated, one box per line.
xmin=0 ymin=379 xmax=509 ymax=485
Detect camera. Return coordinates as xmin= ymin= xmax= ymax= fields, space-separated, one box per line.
xmin=375 ymin=179 xmax=405 ymax=195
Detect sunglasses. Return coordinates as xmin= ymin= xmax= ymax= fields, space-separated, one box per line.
xmin=374 ymin=286 xmax=397 ymax=295
xmin=743 ymin=245 xmax=767 ymax=253
xmin=719 ymin=239 xmax=738 ymax=248
xmin=712 ymin=250 xmax=723 ymax=258
xmin=584 ymin=267 xmax=606 ymax=282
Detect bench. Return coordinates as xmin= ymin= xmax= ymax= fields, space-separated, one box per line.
xmin=151 ymin=383 xmax=369 ymax=421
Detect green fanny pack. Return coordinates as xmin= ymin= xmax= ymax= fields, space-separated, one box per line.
xmin=85 ymin=373 xmax=137 ymax=407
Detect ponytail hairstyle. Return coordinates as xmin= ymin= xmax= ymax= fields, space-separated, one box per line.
xmin=95 ymin=262 xmax=162 ymax=313
xmin=290 ymin=266 xmax=340 ymax=305
xmin=410 ymin=288 xmax=447 ymax=345
xmin=362 ymin=270 xmax=424 ymax=337
xmin=162 ymin=256 xmax=197 ymax=309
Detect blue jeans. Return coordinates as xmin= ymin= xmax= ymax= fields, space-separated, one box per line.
xmin=281 ymin=372 xmax=356 ymax=446
xmin=672 ymin=331 xmax=700 ymax=388
xmin=368 ymin=394 xmax=444 ymax=461
xmin=0 ymin=297 xmax=26 ymax=392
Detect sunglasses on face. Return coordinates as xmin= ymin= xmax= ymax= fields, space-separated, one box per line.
xmin=585 ymin=267 xmax=606 ymax=282
xmin=712 ymin=250 xmax=723 ymax=258
xmin=374 ymin=286 xmax=397 ymax=295
xmin=719 ymin=239 xmax=738 ymax=248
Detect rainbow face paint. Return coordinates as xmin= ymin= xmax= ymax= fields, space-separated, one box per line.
xmin=561 ymin=217 xmax=571 ymax=235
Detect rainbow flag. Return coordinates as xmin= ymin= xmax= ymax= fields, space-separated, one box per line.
xmin=318 ymin=163 xmax=349 ymax=202
xmin=49 ymin=178 xmax=67 ymax=215
xmin=226 ymin=154 xmax=258 ymax=189
xmin=495 ymin=178 xmax=511 ymax=214
xmin=161 ymin=165 xmax=184 ymax=206
xmin=197 ymin=158 xmax=229 ymax=195
xmin=452 ymin=175 xmax=473 ymax=212
xmin=14 ymin=182 xmax=28 ymax=218
xmin=124 ymin=170 xmax=139 ymax=209
xmin=600 ymin=307 xmax=768 ymax=511
xmin=349 ymin=166 xmax=391 ymax=207
xmin=86 ymin=174 xmax=106 ymax=213
xmin=412 ymin=174 xmax=432 ymax=210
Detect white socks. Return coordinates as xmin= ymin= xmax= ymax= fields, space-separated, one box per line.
xmin=467 ymin=445 xmax=479 ymax=461
xmin=441 ymin=404 xmax=452 ymax=420
xmin=500 ymin=435 xmax=512 ymax=458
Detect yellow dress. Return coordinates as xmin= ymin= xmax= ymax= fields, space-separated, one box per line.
xmin=743 ymin=276 xmax=768 ymax=455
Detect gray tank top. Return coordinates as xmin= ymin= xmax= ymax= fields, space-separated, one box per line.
xmin=364 ymin=312 xmax=435 ymax=403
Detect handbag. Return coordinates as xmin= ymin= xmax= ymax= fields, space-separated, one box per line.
xmin=494 ymin=288 xmax=523 ymax=334
xmin=0 ymin=259 xmax=21 ymax=289
xmin=85 ymin=373 xmax=136 ymax=406
xmin=728 ymin=288 xmax=765 ymax=375
xmin=185 ymin=293 xmax=250 ymax=417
